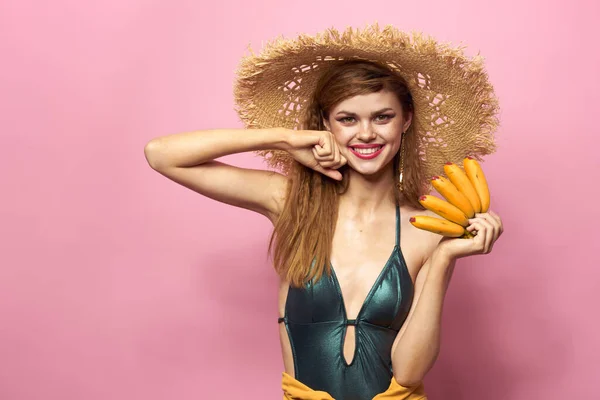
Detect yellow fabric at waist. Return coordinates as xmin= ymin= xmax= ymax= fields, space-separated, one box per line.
xmin=281 ymin=372 xmax=427 ymax=400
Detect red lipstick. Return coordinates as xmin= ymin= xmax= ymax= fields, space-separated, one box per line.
xmin=348 ymin=144 xmax=385 ymax=160
xmin=349 ymin=144 xmax=385 ymax=160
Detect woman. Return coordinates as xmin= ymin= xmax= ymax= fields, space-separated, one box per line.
xmin=144 ymin=25 xmax=503 ymax=400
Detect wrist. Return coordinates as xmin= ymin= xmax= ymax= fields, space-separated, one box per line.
xmin=268 ymin=127 xmax=292 ymax=151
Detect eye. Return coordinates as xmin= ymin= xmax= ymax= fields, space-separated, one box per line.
xmin=375 ymin=114 xmax=394 ymax=122
xmin=338 ymin=117 xmax=355 ymax=124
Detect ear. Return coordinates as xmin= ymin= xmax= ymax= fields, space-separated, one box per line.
xmin=322 ymin=117 xmax=331 ymax=131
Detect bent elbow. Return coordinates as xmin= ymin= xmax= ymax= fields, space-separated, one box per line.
xmin=393 ymin=372 xmax=425 ymax=388
xmin=144 ymin=140 xmax=167 ymax=171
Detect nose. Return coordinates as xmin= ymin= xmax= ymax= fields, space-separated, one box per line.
xmin=356 ymin=121 xmax=377 ymax=141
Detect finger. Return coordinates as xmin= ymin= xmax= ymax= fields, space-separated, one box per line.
xmin=314 ymin=143 xmax=334 ymax=161
xmin=312 ymin=133 xmax=332 ymax=158
xmin=472 ymin=214 xmax=497 ymax=228
xmin=484 ymin=211 xmax=503 ymax=234
xmin=327 ymin=133 xmax=338 ymax=162
xmin=312 ymin=144 xmax=330 ymax=159
xmin=340 ymin=153 xmax=347 ymax=166
xmin=318 ymin=150 xmax=340 ymax=169
xmin=321 ymin=141 xmax=340 ymax=168
xmin=480 ymin=219 xmax=494 ymax=253
xmin=466 ymin=218 xmax=487 ymax=231
xmin=474 ymin=213 xmax=501 ymax=234
xmin=340 ymin=154 xmax=348 ymax=166
xmin=312 ymin=146 xmax=334 ymax=162
xmin=479 ymin=224 xmax=488 ymax=252
xmin=490 ymin=211 xmax=504 ymax=234
xmin=466 ymin=220 xmax=487 ymax=249
xmin=312 ymin=147 xmax=325 ymax=161
xmin=472 ymin=218 xmax=494 ymax=253
xmin=333 ymin=139 xmax=341 ymax=165
xmin=320 ymin=159 xmax=341 ymax=169
xmin=483 ymin=213 xmax=502 ymax=248
xmin=324 ymin=142 xmax=346 ymax=169
xmin=476 ymin=214 xmax=501 ymax=242
xmin=466 ymin=221 xmax=484 ymax=234
xmin=320 ymin=159 xmax=344 ymax=169
xmin=324 ymin=134 xmax=336 ymax=161
xmin=313 ymin=163 xmax=342 ymax=181
xmin=475 ymin=212 xmax=497 ymax=222
xmin=329 ymin=169 xmax=343 ymax=181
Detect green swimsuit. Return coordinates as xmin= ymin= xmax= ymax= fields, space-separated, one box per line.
xmin=278 ymin=205 xmax=415 ymax=400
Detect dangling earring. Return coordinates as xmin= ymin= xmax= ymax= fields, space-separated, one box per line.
xmin=399 ymin=131 xmax=406 ymax=191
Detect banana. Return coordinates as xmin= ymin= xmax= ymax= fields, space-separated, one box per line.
xmin=463 ymin=157 xmax=490 ymax=213
xmin=409 ymin=215 xmax=466 ymax=237
xmin=418 ymin=195 xmax=469 ymax=227
xmin=444 ymin=162 xmax=482 ymax=213
xmin=431 ymin=176 xmax=475 ymax=218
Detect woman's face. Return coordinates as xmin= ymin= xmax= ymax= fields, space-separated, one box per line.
xmin=323 ymin=90 xmax=412 ymax=177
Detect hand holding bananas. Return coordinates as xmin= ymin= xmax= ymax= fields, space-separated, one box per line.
xmin=410 ymin=157 xmax=497 ymax=239
xmin=410 ymin=157 xmax=503 ymax=259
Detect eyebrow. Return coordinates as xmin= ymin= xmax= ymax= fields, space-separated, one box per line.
xmin=335 ymin=108 xmax=395 ymax=117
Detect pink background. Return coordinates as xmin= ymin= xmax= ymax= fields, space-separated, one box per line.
xmin=1 ymin=0 xmax=599 ymax=399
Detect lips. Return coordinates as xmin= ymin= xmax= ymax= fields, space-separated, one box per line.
xmin=349 ymin=144 xmax=385 ymax=159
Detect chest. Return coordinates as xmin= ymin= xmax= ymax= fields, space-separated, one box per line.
xmin=329 ymin=213 xmax=399 ymax=318
xmin=278 ymin=206 xmax=425 ymax=321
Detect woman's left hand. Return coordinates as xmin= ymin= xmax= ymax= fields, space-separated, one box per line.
xmin=437 ymin=210 xmax=504 ymax=261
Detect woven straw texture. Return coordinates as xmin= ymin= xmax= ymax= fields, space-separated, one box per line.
xmin=233 ymin=24 xmax=499 ymax=189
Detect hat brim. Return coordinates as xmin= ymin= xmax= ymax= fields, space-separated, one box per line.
xmin=233 ymin=24 xmax=499 ymax=182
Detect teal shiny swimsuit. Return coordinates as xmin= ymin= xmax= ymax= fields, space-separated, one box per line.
xmin=278 ymin=205 xmax=415 ymax=400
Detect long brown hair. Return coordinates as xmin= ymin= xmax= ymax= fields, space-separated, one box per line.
xmin=269 ymin=60 xmax=427 ymax=287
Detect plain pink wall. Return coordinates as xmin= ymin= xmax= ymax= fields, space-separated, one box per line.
xmin=1 ymin=0 xmax=599 ymax=398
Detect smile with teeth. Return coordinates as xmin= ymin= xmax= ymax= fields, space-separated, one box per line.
xmin=351 ymin=146 xmax=383 ymax=154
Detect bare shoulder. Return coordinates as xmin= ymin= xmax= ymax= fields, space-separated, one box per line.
xmin=400 ymin=205 xmax=443 ymax=278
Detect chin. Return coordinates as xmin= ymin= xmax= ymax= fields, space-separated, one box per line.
xmin=347 ymin=162 xmax=387 ymax=177
xmin=346 ymin=152 xmax=394 ymax=177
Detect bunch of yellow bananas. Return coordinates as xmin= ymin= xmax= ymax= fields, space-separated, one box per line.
xmin=409 ymin=157 xmax=490 ymax=239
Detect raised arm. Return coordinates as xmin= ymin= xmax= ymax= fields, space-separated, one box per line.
xmin=390 ymin=209 xmax=503 ymax=386
xmin=143 ymin=128 xmax=290 ymax=224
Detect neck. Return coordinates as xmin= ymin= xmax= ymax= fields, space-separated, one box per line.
xmin=339 ymin=164 xmax=396 ymax=217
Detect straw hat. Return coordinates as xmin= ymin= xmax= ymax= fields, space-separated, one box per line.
xmin=233 ymin=23 xmax=499 ymax=191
